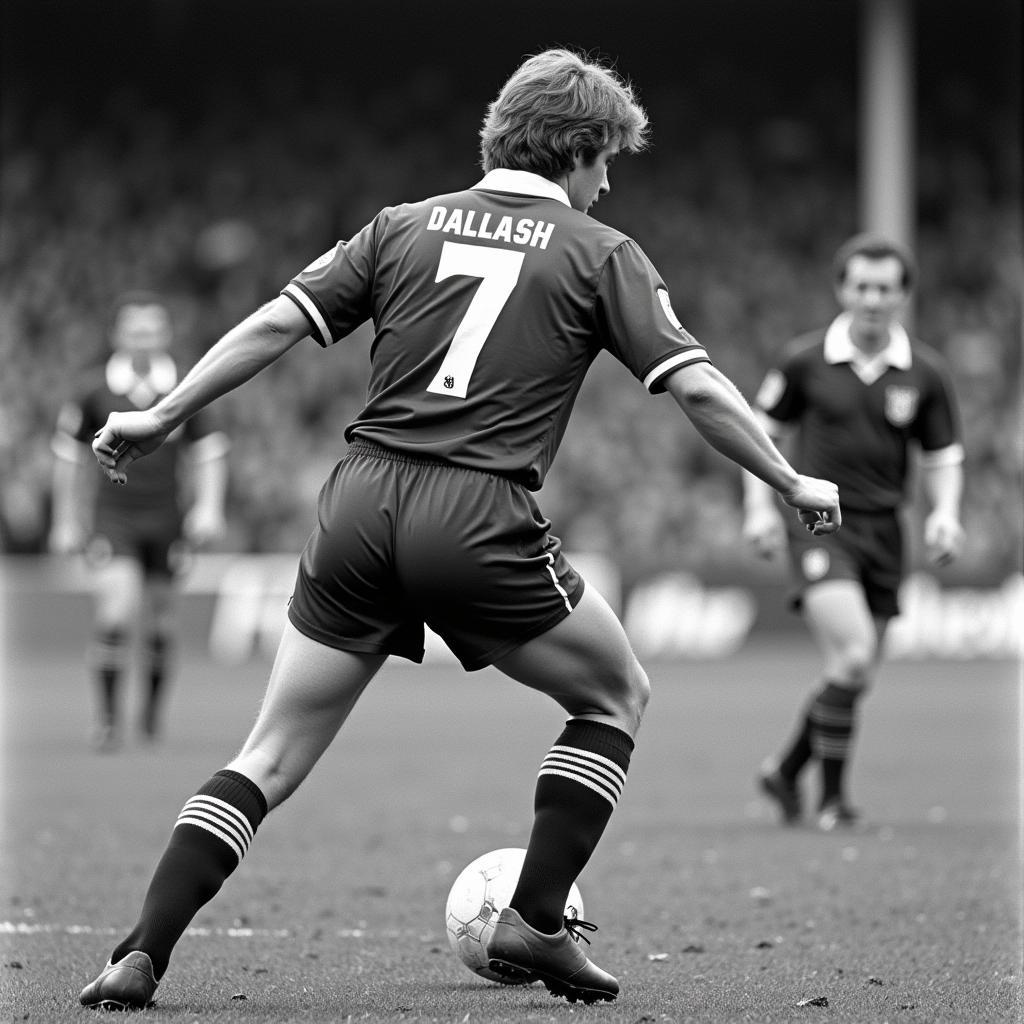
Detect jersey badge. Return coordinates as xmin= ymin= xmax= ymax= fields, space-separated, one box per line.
xmin=656 ymin=288 xmax=684 ymax=331
xmin=302 ymin=243 xmax=341 ymax=274
xmin=884 ymin=385 xmax=919 ymax=427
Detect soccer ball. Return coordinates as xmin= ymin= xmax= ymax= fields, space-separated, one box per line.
xmin=444 ymin=847 xmax=584 ymax=984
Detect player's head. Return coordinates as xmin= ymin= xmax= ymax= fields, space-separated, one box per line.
xmin=832 ymin=234 xmax=915 ymax=337
xmin=109 ymin=291 xmax=173 ymax=354
xmin=833 ymin=234 xmax=916 ymax=292
xmin=479 ymin=48 xmax=649 ymax=188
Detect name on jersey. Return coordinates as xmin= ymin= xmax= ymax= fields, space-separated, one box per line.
xmin=426 ymin=205 xmax=555 ymax=250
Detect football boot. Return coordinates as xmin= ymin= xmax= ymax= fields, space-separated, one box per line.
xmin=80 ymin=950 xmax=158 ymax=1010
xmin=758 ymin=765 xmax=802 ymax=824
xmin=486 ymin=907 xmax=618 ymax=1004
xmin=817 ymin=799 xmax=861 ymax=832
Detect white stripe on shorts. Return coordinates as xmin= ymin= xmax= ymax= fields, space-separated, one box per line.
xmin=545 ymin=552 xmax=573 ymax=613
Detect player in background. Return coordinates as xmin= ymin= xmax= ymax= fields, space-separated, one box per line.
xmin=743 ymin=234 xmax=965 ymax=831
xmin=49 ymin=293 xmax=229 ymax=751
xmin=80 ymin=50 xmax=840 ymax=1010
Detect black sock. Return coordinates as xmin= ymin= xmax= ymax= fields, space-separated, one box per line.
xmin=112 ymin=770 xmax=267 ymax=978
xmin=142 ymin=633 xmax=172 ymax=734
xmin=821 ymin=756 xmax=846 ymax=805
xmin=510 ymin=719 xmax=633 ymax=934
xmin=93 ymin=628 xmax=125 ymax=726
xmin=778 ymin=704 xmax=814 ymax=783
xmin=808 ymin=682 xmax=860 ymax=806
xmin=98 ymin=669 xmax=118 ymax=725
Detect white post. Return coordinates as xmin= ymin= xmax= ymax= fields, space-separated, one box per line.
xmin=859 ymin=0 xmax=915 ymax=251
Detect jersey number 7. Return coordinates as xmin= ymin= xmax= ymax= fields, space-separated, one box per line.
xmin=426 ymin=241 xmax=525 ymax=399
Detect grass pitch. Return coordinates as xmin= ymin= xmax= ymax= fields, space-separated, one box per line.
xmin=1 ymin=637 xmax=1020 ymax=1022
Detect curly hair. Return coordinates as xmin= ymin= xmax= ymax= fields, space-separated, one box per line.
xmin=479 ymin=48 xmax=649 ymax=178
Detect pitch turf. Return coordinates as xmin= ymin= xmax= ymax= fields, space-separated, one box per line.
xmin=1 ymin=639 xmax=1020 ymax=1022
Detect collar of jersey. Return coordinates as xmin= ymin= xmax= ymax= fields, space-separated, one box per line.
xmin=106 ymin=350 xmax=178 ymax=402
xmin=472 ymin=169 xmax=571 ymax=207
xmin=824 ymin=313 xmax=911 ymax=384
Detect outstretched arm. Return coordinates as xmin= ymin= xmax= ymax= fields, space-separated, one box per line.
xmin=663 ymin=362 xmax=840 ymax=534
xmin=93 ymin=296 xmax=311 ymax=484
xmin=740 ymin=411 xmax=793 ymax=560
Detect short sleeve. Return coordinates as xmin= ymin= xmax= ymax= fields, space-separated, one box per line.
xmin=594 ymin=241 xmax=710 ymax=393
xmin=754 ymin=350 xmax=805 ymax=423
xmin=281 ymin=219 xmax=379 ymax=346
xmin=914 ymin=356 xmax=962 ymax=454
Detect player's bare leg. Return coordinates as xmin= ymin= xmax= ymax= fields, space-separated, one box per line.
xmin=495 ymin=585 xmax=648 ymax=738
xmin=81 ymin=625 xmax=385 ymax=1008
xmin=89 ymin=556 xmax=143 ymax=752
xmin=139 ymin=574 xmax=177 ymax=741
xmin=798 ymin=580 xmax=886 ymax=827
xmin=224 ymin=624 xmax=387 ymax=809
xmin=485 ymin=587 xmax=649 ymax=1002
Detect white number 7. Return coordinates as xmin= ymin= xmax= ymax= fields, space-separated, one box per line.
xmin=426 ymin=241 xmax=525 ymax=398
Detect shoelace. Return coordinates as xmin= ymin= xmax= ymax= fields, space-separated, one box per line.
xmin=564 ymin=915 xmax=598 ymax=945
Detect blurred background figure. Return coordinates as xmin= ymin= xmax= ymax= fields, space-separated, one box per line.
xmin=48 ymin=292 xmax=230 ymax=751
xmin=742 ymin=235 xmax=965 ymax=830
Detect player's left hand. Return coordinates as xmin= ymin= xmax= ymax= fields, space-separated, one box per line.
xmin=93 ymin=410 xmax=170 ymax=484
xmin=923 ymin=511 xmax=964 ymax=566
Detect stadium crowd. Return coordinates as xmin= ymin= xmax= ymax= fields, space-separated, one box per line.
xmin=2 ymin=60 xmax=1020 ymax=587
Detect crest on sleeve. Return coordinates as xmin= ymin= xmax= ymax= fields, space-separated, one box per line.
xmin=755 ymin=369 xmax=787 ymax=412
xmin=302 ymin=243 xmax=341 ymax=274
xmin=884 ymin=385 xmax=919 ymax=427
xmin=656 ymin=288 xmax=684 ymax=331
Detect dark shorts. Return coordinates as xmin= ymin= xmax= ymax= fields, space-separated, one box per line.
xmin=288 ymin=441 xmax=585 ymax=671
xmin=786 ymin=507 xmax=904 ymax=619
xmin=87 ymin=510 xmax=187 ymax=578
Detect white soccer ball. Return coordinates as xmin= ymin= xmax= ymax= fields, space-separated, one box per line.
xmin=444 ymin=847 xmax=584 ymax=984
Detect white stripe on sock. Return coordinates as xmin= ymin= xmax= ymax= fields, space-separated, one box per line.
xmin=545 ymin=745 xmax=627 ymax=788
xmin=536 ymin=767 xmax=620 ymax=808
xmin=541 ymin=752 xmax=625 ymax=796
xmin=175 ymin=815 xmax=246 ymax=863
xmin=175 ymin=795 xmax=255 ymax=863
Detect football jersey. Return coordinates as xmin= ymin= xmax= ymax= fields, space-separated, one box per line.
xmin=282 ymin=169 xmax=710 ymax=489
xmin=754 ymin=316 xmax=963 ymax=512
xmin=54 ymin=351 xmax=222 ymax=523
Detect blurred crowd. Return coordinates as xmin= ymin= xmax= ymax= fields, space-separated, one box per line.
xmin=2 ymin=61 xmax=1020 ymax=585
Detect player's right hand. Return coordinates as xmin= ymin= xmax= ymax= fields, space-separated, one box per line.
xmin=92 ymin=410 xmax=170 ymax=485
xmin=779 ymin=474 xmax=841 ymax=536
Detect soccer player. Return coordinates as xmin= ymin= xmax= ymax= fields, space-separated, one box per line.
xmin=743 ymin=234 xmax=965 ymax=831
xmin=49 ymin=293 xmax=229 ymax=751
xmin=80 ymin=49 xmax=840 ymax=1009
